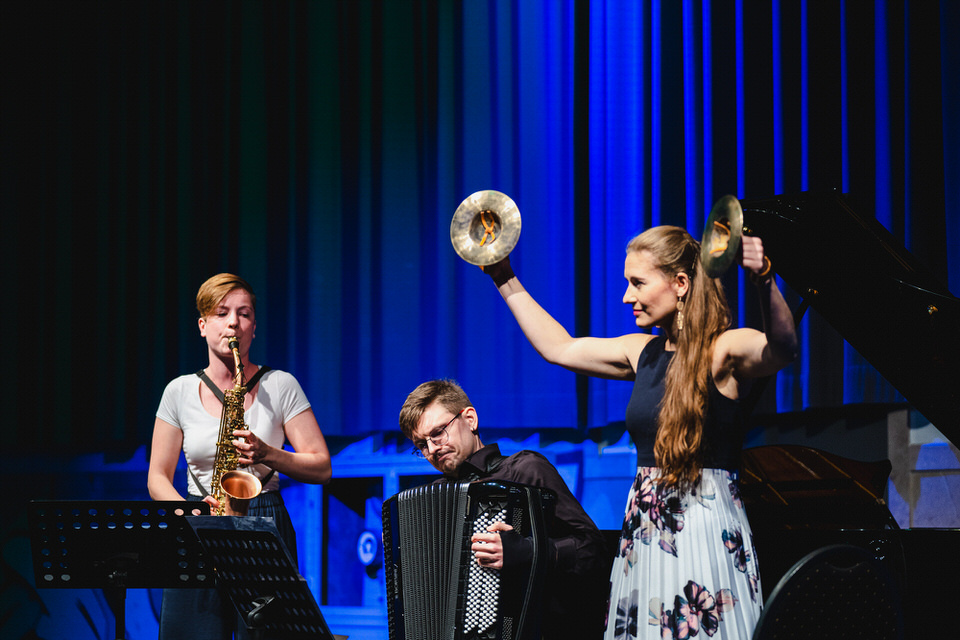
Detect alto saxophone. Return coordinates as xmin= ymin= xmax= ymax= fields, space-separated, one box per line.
xmin=210 ymin=337 xmax=262 ymax=516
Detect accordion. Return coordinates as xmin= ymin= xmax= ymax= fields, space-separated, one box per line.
xmin=383 ymin=480 xmax=555 ymax=640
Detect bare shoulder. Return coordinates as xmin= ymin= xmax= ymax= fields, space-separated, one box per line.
xmin=713 ymin=327 xmax=781 ymax=389
xmin=714 ymin=327 xmax=763 ymax=353
xmin=714 ymin=328 xmax=763 ymax=366
xmin=622 ymin=332 xmax=658 ymax=371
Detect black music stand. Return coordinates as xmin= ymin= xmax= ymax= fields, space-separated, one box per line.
xmin=27 ymin=500 xmax=209 ymax=640
xmin=187 ymin=516 xmax=338 ymax=640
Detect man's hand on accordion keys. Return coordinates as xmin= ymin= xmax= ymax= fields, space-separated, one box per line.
xmin=471 ymin=521 xmax=514 ymax=570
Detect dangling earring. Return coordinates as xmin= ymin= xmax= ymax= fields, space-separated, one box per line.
xmin=676 ymin=296 xmax=685 ymax=332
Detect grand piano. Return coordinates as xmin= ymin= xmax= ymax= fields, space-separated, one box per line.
xmin=736 ymin=191 xmax=959 ymax=636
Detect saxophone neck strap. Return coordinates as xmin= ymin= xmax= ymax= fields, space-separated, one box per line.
xmin=189 ymin=466 xmax=211 ymax=498
xmin=196 ymin=366 xmax=272 ymax=403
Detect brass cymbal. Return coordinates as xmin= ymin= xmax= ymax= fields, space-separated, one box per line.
xmin=700 ymin=194 xmax=743 ymax=278
xmin=450 ymin=190 xmax=521 ymax=266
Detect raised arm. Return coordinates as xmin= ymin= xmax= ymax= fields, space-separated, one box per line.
xmin=717 ymin=236 xmax=798 ymax=381
xmin=483 ymin=257 xmax=647 ymax=380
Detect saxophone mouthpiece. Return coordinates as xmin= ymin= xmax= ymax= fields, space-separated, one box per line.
xmin=228 ymin=337 xmax=240 ymax=351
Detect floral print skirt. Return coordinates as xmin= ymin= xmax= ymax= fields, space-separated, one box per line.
xmin=604 ymin=467 xmax=762 ymax=640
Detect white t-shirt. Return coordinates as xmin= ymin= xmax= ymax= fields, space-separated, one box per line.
xmin=156 ymin=368 xmax=312 ymax=496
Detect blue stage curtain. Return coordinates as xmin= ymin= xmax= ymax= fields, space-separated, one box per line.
xmin=3 ymin=0 xmax=958 ymax=451
xmin=584 ymin=0 xmax=957 ymax=424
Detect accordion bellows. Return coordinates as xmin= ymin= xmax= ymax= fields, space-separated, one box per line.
xmin=383 ymin=480 xmax=554 ymax=640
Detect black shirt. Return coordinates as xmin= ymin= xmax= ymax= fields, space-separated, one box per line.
xmin=440 ymin=443 xmax=610 ymax=640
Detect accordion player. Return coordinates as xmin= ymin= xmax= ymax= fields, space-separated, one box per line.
xmin=383 ymin=479 xmax=556 ymax=640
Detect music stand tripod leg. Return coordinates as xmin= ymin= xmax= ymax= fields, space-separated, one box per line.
xmin=103 ymin=585 xmax=126 ymax=640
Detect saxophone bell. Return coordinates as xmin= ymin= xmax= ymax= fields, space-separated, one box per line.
xmin=218 ymin=470 xmax=263 ymax=516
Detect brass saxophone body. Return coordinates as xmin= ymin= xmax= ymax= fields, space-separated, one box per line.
xmin=210 ymin=337 xmax=262 ymax=516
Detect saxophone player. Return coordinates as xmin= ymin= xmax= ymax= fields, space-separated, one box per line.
xmin=147 ymin=273 xmax=331 ymax=640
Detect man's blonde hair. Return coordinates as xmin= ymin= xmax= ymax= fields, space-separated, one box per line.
xmin=398 ymin=379 xmax=472 ymax=440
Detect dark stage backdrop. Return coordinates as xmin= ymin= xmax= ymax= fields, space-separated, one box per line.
xmin=3 ymin=0 xmax=958 ymax=455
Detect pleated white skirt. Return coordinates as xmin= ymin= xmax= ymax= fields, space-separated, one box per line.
xmin=604 ymin=468 xmax=763 ymax=639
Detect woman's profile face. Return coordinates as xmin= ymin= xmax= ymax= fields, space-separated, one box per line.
xmin=198 ymin=287 xmax=257 ymax=357
xmin=622 ymin=250 xmax=684 ymax=330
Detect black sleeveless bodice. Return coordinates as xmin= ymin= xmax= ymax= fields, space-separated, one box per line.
xmin=625 ymin=335 xmax=746 ymax=470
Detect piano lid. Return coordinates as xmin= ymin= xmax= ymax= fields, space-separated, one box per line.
xmin=739 ymin=191 xmax=960 ymax=446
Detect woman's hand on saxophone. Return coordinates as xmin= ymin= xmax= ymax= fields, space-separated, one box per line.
xmin=237 ymin=409 xmax=332 ymax=484
xmin=202 ymin=495 xmax=222 ymax=515
xmin=233 ymin=429 xmax=268 ymax=466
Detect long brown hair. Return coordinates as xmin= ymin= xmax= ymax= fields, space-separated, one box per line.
xmin=626 ymin=226 xmax=731 ymax=492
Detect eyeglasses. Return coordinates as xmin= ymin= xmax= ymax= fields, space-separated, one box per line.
xmin=411 ymin=409 xmax=465 ymax=458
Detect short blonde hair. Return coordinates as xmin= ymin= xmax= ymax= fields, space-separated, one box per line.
xmin=196 ymin=273 xmax=257 ymax=318
xmin=398 ymin=379 xmax=472 ymax=440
